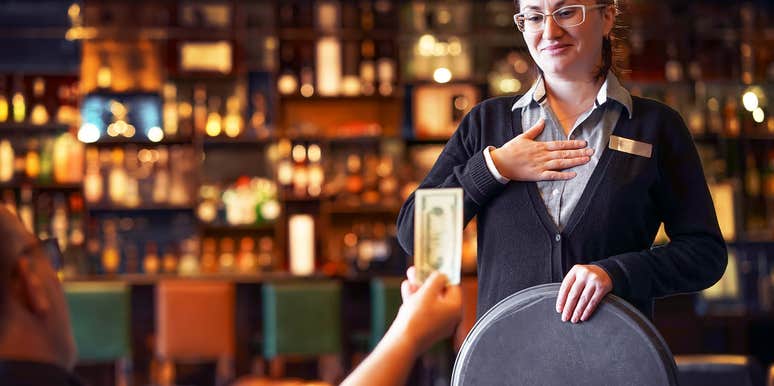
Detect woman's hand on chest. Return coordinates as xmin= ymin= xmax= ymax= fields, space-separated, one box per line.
xmin=490 ymin=118 xmax=595 ymax=181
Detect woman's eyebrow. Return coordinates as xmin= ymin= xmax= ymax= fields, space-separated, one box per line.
xmin=523 ymin=0 xmax=573 ymax=11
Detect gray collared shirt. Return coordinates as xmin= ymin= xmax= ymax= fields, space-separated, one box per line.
xmin=485 ymin=71 xmax=633 ymax=230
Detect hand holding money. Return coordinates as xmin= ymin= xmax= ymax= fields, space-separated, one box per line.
xmin=414 ymin=188 xmax=463 ymax=285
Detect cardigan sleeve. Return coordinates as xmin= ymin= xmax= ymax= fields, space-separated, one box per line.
xmin=396 ymin=106 xmax=508 ymax=256
xmin=593 ymin=108 xmax=728 ymax=301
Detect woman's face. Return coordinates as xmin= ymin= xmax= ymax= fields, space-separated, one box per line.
xmin=518 ymin=0 xmax=614 ymax=80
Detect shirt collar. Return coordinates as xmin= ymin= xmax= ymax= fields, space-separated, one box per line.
xmin=512 ymin=71 xmax=633 ymax=119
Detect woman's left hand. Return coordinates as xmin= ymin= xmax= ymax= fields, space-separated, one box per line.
xmin=556 ymin=265 xmax=613 ymax=323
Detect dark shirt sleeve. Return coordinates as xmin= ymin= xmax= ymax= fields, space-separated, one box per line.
xmin=396 ymin=107 xmax=507 ymax=256
xmin=593 ymin=109 xmax=728 ymax=301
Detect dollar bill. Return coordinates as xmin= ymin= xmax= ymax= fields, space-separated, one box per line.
xmin=414 ymin=188 xmax=463 ymax=285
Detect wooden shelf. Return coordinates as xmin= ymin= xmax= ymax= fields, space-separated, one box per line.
xmin=199 ymin=222 xmax=276 ymax=233
xmin=0 ymin=122 xmax=70 ymax=133
xmin=62 ymin=271 xmax=331 ymax=284
xmin=86 ymin=205 xmax=195 ymax=213
xmin=86 ymin=138 xmax=194 ymax=147
xmin=0 ymin=182 xmax=82 ymax=191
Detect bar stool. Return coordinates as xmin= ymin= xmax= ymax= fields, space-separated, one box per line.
xmin=454 ymin=278 xmax=478 ymax=351
xmin=64 ymin=282 xmax=132 ymax=386
xmin=261 ymin=281 xmax=342 ymax=384
xmin=369 ymin=277 xmax=402 ymax=349
xmin=155 ymin=280 xmax=235 ymax=386
xmin=675 ymin=355 xmax=765 ymax=386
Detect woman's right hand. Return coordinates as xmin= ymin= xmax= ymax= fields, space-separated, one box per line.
xmin=490 ymin=118 xmax=594 ymax=181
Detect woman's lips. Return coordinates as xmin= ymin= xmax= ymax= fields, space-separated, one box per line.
xmin=542 ymin=44 xmax=571 ymax=54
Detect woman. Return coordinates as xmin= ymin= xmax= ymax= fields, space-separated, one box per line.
xmin=396 ymin=0 xmax=727 ymax=323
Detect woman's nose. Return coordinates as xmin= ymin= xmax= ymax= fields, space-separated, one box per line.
xmin=542 ymin=15 xmax=564 ymax=40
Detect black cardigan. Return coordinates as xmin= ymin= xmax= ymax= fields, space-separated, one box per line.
xmin=396 ymin=95 xmax=727 ymax=319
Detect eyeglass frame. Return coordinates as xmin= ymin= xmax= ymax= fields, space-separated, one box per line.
xmin=513 ymin=4 xmax=610 ymax=34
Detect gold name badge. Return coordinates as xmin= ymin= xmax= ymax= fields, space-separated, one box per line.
xmin=609 ymin=135 xmax=652 ymax=158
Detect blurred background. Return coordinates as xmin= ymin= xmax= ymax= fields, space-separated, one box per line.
xmin=0 ymin=0 xmax=773 ymax=385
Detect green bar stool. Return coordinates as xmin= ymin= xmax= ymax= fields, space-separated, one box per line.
xmin=65 ymin=281 xmax=132 ymax=386
xmin=369 ymin=278 xmax=403 ymax=349
xmin=261 ymin=281 xmax=342 ymax=383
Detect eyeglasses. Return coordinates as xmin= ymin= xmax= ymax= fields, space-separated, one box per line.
xmin=514 ymin=4 xmax=609 ymax=34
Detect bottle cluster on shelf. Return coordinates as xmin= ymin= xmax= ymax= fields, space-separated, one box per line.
xmin=0 ymin=74 xmax=80 ymax=127
xmin=83 ymin=146 xmax=195 ymax=208
xmin=197 ymin=176 xmax=281 ymax=227
xmin=275 ymin=1 xmax=399 ymax=98
xmin=1 ymin=189 xmax=85 ymax=256
xmin=0 ymin=132 xmax=84 ymax=185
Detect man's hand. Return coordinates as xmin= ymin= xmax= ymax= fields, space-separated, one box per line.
xmin=556 ymin=264 xmax=613 ymax=323
xmin=490 ymin=118 xmax=593 ymax=181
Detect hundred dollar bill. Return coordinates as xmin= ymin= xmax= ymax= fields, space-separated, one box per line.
xmin=414 ymin=188 xmax=463 ymax=285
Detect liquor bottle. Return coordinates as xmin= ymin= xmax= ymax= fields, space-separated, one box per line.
xmin=101 ymin=220 xmax=121 ymax=274
xmin=167 ymin=147 xmax=190 ymax=206
xmin=237 ymin=237 xmax=257 ymax=274
xmin=250 ymin=90 xmax=269 ymax=138
xmin=361 ymin=154 xmax=380 ymax=204
xmin=38 ymin=138 xmax=53 ymax=184
xmin=30 ymin=77 xmax=50 ymax=126
xmin=218 ymin=237 xmax=236 ymax=273
xmin=162 ymin=82 xmax=179 ymax=138
xmin=66 ymin=193 xmax=85 ymax=274
xmin=292 ymin=144 xmax=309 ymax=197
xmin=178 ymin=238 xmax=200 ymax=276
xmin=205 ymin=97 xmax=223 ymax=137
xmin=123 ymin=147 xmax=140 ymax=208
xmin=201 ymin=237 xmax=218 ymax=274
xmin=724 ymin=94 xmax=740 ymax=138
xmin=83 ymin=148 xmax=103 ymax=203
xmin=35 ymin=193 xmax=52 ymax=240
xmin=55 ymin=82 xmax=79 ymax=127
xmin=0 ymin=76 xmax=7 ymax=123
xmin=257 ymin=236 xmax=274 ymax=272
xmin=51 ymin=194 xmax=68 ymax=252
xmin=223 ymin=94 xmax=243 ymax=138
xmin=162 ymin=244 xmax=179 ymax=274
xmin=11 ymin=76 xmax=25 ymax=123
xmin=376 ymin=40 xmax=396 ymax=96
xmin=342 ymin=41 xmax=361 ymax=96
xmin=316 ymin=1 xmax=340 ymax=32
xmin=108 ymin=148 xmax=128 ymax=205
xmin=377 ymin=155 xmax=399 ymax=205
xmin=278 ymin=43 xmax=300 ymax=96
xmin=152 ymin=148 xmax=169 ymax=204
xmin=53 ymin=132 xmax=82 ymax=184
xmin=143 ymin=241 xmax=160 ymax=275
xmin=360 ymin=39 xmax=376 ymax=96
xmin=193 ymin=84 xmax=208 ymax=135
xmin=0 ymin=139 xmax=13 ymax=182
xmin=25 ymin=139 xmax=40 ymax=180
xmin=300 ymin=43 xmax=315 ymax=97
xmin=344 ymin=153 xmax=364 ymax=205
xmin=307 ymin=143 xmax=324 ymax=197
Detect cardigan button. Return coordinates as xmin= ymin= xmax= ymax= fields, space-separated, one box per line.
xmin=555 ymin=234 xmax=561 ymax=242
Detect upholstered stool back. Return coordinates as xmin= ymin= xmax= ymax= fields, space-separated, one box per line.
xmin=65 ymin=281 xmax=132 ymax=386
xmin=369 ymin=278 xmax=402 ymax=349
xmin=676 ymin=355 xmax=765 ymax=386
xmin=66 ymin=282 xmax=132 ymax=361
xmin=155 ymin=280 xmax=235 ymax=385
xmin=262 ymin=281 xmax=342 ymax=358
